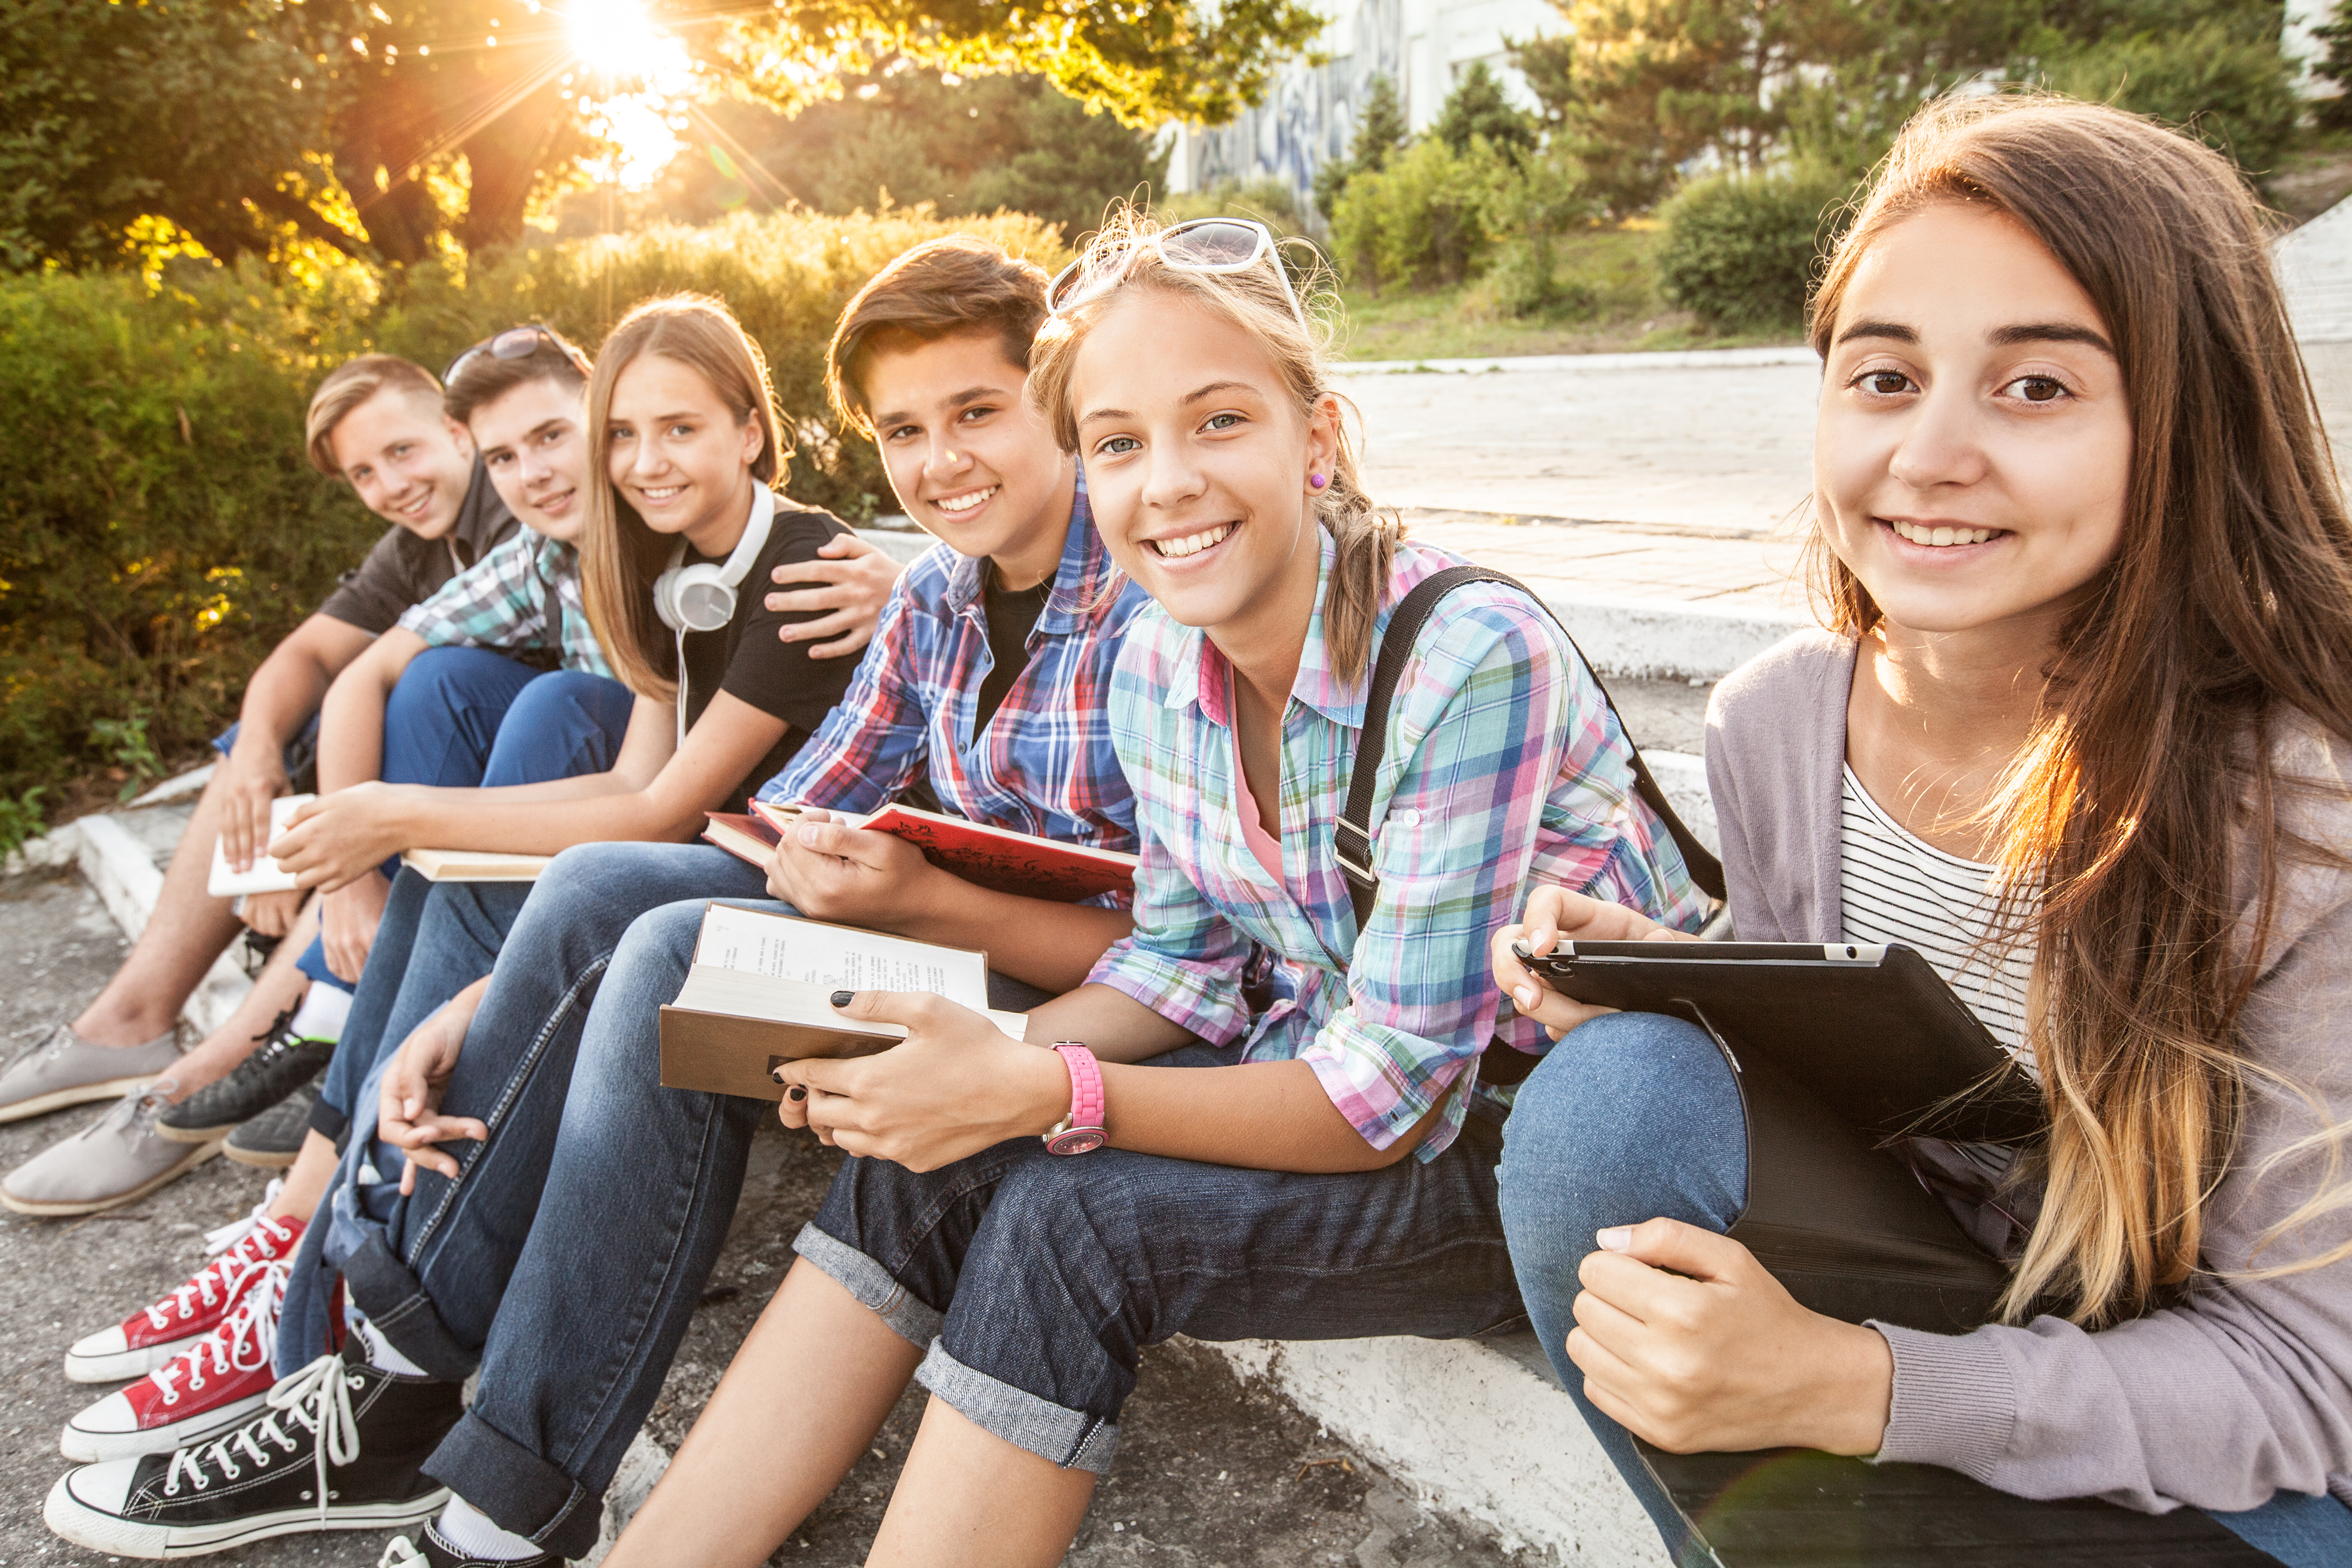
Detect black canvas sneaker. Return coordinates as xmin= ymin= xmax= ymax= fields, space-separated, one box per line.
xmin=157 ymin=1006 xmax=334 ymax=1145
xmin=378 ymin=1521 xmax=564 ymax=1567
xmin=44 ymin=1341 xmax=460 ymax=1557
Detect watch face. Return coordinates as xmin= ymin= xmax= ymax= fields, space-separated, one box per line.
xmin=1046 ymin=1127 xmax=1106 ymax=1156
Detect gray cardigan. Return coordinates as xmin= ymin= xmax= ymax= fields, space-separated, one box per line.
xmin=1703 ymin=628 xmax=2352 ymax=1514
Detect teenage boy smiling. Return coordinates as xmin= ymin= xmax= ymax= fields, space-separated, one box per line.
xmin=43 ymin=235 xmax=1153 ymax=1566
xmin=1 ymin=356 xmax=519 ymax=1216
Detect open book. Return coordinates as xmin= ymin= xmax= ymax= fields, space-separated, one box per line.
xmin=206 ymin=795 xmax=314 ymax=897
xmin=659 ymin=903 xmax=1028 ymax=1101
xmin=746 ymin=799 xmax=1135 ymax=902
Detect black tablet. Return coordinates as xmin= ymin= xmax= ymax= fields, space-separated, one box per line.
xmin=1511 ymin=940 xmax=2043 ymax=1144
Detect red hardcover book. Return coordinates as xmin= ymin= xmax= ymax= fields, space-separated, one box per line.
xmin=702 ymin=811 xmax=781 ymax=869
xmin=750 ymin=799 xmax=1135 ymax=903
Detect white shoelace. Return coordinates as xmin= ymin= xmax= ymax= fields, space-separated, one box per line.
xmin=377 ymin=1537 xmax=426 ymax=1567
xmin=160 ymin=1353 xmax=361 ymax=1525
xmin=145 ymin=1181 xmax=290 ymax=1333
xmin=148 ymin=1259 xmax=285 ymax=1406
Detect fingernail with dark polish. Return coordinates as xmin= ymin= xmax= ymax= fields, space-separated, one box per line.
xmin=788 ymin=1085 xmax=807 ymax=1102
xmin=830 ymin=990 xmax=855 ymax=1008
xmin=771 ymin=1065 xmax=789 ymax=1083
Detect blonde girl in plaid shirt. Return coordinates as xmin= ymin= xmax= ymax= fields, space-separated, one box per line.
xmin=601 ymin=215 xmax=1702 ymax=1568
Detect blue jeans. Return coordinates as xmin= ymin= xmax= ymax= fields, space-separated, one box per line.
xmin=292 ymin=648 xmax=633 ymax=990
xmin=1495 ymin=1010 xmax=2352 ymax=1568
xmin=275 ymin=844 xmax=770 ymax=1381
xmin=798 ymin=1082 xmax=1524 ymax=1479
xmin=283 ymin=845 xmax=1060 ymax=1559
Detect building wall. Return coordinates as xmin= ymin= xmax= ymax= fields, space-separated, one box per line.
xmin=1161 ymin=0 xmax=1562 ymax=213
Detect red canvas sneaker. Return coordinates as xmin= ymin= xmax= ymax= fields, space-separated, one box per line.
xmin=64 ymin=1182 xmax=302 ymax=1383
xmin=61 ymin=1255 xmax=288 ymax=1462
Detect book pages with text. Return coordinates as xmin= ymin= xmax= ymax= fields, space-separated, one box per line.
xmin=692 ymin=904 xmax=991 ymax=1009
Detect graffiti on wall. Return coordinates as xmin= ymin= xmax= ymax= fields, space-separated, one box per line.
xmin=1186 ymin=0 xmax=1407 ymax=220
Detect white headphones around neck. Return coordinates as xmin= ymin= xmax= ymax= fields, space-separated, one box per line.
xmin=655 ymin=482 xmax=775 ymax=633
xmin=653 ymin=483 xmax=774 ymax=748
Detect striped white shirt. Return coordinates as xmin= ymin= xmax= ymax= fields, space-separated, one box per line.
xmin=1838 ymin=765 xmax=2038 ymax=1076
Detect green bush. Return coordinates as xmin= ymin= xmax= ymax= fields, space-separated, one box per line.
xmin=1656 ymin=165 xmax=1854 ymax=332
xmin=1329 ymin=136 xmax=1518 ymax=294
xmin=1479 ymin=146 xmax=1604 ymax=319
xmin=2041 ymin=20 xmax=2301 ymax=184
xmin=1 ymin=261 xmax=381 ymax=816
xmin=1 ymin=206 xmax=1065 ymax=814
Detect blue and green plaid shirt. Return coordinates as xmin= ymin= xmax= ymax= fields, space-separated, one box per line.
xmin=397 ymin=530 xmax=612 ymax=678
xmin=1088 ymin=530 xmax=1711 ymax=1160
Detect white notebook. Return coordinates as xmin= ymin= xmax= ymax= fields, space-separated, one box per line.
xmin=205 ymin=794 xmax=314 ymax=897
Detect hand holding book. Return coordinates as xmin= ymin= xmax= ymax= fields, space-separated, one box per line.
xmin=758 ymin=807 xmax=953 ymax=933
xmin=774 ymin=989 xmax=1067 ymax=1171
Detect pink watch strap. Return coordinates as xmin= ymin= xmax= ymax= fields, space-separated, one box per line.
xmin=1047 ymin=1044 xmax=1106 ymax=1154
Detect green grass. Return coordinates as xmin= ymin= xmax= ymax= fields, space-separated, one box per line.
xmin=1333 ymin=225 xmax=1805 ymax=362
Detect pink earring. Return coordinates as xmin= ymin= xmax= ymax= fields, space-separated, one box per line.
xmin=1308 ymin=473 xmax=1328 ymax=490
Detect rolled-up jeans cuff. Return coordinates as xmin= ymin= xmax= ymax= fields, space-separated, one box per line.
xmin=424 ymin=1408 xmax=606 ymax=1562
xmin=915 ymin=1341 xmax=1119 ymax=1473
xmin=340 ymin=1229 xmax=477 ymax=1384
xmin=792 ymin=1221 xmax=947 ymax=1348
xmin=306 ymin=1094 xmax=349 ymax=1146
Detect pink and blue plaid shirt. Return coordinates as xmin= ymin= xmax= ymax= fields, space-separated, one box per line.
xmin=1088 ymin=530 xmax=1711 ymax=1159
xmin=757 ymin=482 xmax=1149 ymax=887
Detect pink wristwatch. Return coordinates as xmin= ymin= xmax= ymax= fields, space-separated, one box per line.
xmin=1045 ymin=1044 xmax=1107 ymax=1155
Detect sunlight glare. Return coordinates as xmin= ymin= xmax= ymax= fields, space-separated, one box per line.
xmin=565 ymin=0 xmax=667 ymax=78
xmin=563 ymin=0 xmax=695 ymax=190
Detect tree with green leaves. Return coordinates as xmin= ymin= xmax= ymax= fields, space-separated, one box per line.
xmin=1 ymin=0 xmax=1325 ymax=270
xmin=1312 ymin=74 xmax=1408 ymax=219
xmin=1514 ymin=0 xmax=2014 ymax=214
xmin=1433 ymin=61 xmax=1539 ymax=158
xmin=646 ymin=67 xmax=1170 ymax=242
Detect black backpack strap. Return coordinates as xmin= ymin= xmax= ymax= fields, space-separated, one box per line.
xmin=1334 ymin=565 xmax=1728 ymax=935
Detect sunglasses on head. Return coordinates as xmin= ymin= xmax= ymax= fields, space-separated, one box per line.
xmin=1046 ymin=218 xmax=1308 ymax=332
xmin=442 ymin=324 xmax=591 ymax=386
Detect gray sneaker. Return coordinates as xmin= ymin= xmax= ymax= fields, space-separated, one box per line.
xmin=0 ymin=1025 xmax=181 ymax=1125
xmin=0 ymin=1086 xmax=222 ymax=1217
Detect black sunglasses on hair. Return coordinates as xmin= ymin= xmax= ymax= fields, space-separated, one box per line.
xmin=442 ymin=324 xmax=591 ymax=386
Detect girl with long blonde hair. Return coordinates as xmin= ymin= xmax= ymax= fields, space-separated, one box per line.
xmin=1495 ymin=94 xmax=2352 ymax=1564
xmin=596 ymin=213 xmax=1707 ymax=1567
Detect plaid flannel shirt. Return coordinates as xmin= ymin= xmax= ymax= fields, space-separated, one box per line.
xmin=758 ymin=481 xmax=1148 ymax=887
xmin=397 ymin=530 xmax=613 ymax=678
xmin=1087 ymin=530 xmax=1712 ymax=1159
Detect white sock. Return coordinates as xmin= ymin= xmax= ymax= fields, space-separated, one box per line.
xmin=351 ymin=1314 xmax=428 ymax=1378
xmin=435 ymin=1496 xmax=543 ymax=1562
xmin=288 ymin=981 xmax=352 ymax=1042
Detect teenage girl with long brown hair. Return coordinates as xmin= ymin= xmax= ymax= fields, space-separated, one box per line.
xmin=1495 ymin=94 xmax=2352 ymax=1565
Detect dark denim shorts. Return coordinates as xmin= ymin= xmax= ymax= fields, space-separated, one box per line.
xmin=797 ymin=1045 xmax=1525 ymax=1471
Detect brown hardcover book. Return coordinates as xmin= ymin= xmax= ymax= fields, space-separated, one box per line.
xmin=701 ymin=811 xmax=781 ymax=869
xmin=398 ymin=847 xmax=552 ymax=882
xmin=659 ymin=903 xmax=1026 ymax=1102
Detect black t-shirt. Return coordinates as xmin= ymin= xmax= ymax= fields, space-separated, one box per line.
xmin=970 ymin=565 xmax=1053 ymax=743
xmin=676 ymin=498 xmax=862 ymax=810
xmin=317 ymin=460 xmax=517 ymax=634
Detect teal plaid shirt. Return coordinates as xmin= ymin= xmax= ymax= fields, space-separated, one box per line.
xmin=1088 ymin=531 xmax=1710 ymax=1160
xmin=397 ymin=530 xmax=613 ymax=679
